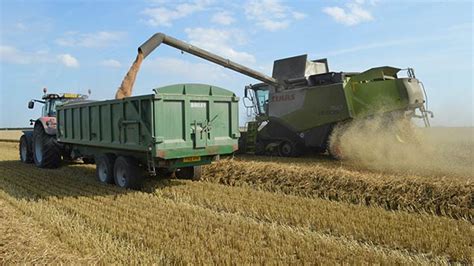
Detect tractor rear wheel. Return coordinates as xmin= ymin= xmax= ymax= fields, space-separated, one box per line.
xmin=19 ymin=135 xmax=33 ymax=163
xmin=113 ymin=156 xmax=144 ymax=189
xmin=33 ymin=126 xmax=61 ymax=168
xmin=96 ymin=154 xmax=116 ymax=184
xmin=176 ymin=166 xmax=202 ymax=181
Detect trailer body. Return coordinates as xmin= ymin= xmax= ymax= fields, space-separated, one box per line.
xmin=56 ymin=84 xmax=239 ymax=172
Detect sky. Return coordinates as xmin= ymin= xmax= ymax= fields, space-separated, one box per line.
xmin=0 ymin=0 xmax=472 ymax=127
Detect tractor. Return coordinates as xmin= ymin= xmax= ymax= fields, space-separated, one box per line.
xmin=19 ymin=89 xmax=89 ymax=167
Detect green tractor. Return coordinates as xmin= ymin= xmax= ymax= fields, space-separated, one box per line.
xmin=131 ymin=33 xmax=433 ymax=157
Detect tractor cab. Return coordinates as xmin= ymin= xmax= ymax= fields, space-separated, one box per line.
xmin=28 ymin=91 xmax=89 ymax=118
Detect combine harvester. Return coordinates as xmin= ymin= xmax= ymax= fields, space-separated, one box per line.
xmin=136 ymin=33 xmax=433 ymax=157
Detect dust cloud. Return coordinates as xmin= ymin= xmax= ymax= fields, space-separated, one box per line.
xmin=330 ymin=117 xmax=474 ymax=178
xmin=115 ymin=51 xmax=144 ymax=99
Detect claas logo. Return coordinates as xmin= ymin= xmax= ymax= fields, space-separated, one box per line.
xmin=271 ymin=94 xmax=295 ymax=102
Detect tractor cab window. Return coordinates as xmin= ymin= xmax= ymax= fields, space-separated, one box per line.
xmin=254 ymin=85 xmax=269 ymax=115
xmin=42 ymin=101 xmax=50 ymax=117
xmin=49 ymin=100 xmax=58 ymax=116
xmin=42 ymin=99 xmax=60 ymax=117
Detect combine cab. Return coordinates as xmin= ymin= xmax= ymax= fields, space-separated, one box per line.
xmin=19 ymin=89 xmax=89 ymax=167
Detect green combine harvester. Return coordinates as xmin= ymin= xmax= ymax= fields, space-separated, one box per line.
xmin=137 ymin=33 xmax=433 ymax=157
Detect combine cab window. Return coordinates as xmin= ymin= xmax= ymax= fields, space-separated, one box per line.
xmin=255 ymin=86 xmax=269 ymax=115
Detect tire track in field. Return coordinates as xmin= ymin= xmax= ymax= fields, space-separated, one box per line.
xmin=0 ymin=143 xmax=471 ymax=263
xmin=0 ymin=166 xmax=459 ymax=263
xmin=1 ymin=178 xmax=437 ymax=265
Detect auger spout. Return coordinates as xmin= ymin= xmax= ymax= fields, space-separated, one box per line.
xmin=138 ymin=33 xmax=282 ymax=88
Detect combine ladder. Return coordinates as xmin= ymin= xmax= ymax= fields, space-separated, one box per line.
xmin=245 ymin=121 xmax=259 ymax=154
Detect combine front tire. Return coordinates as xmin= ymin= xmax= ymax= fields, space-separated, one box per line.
xmin=176 ymin=166 xmax=202 ymax=181
xmin=113 ymin=156 xmax=144 ymax=189
xmin=96 ymin=154 xmax=116 ymax=184
xmin=33 ymin=126 xmax=61 ymax=168
xmin=19 ymin=135 xmax=33 ymax=163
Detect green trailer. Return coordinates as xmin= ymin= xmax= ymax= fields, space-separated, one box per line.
xmin=53 ymin=84 xmax=239 ymax=188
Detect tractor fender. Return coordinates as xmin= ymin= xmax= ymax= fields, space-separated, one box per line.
xmin=35 ymin=117 xmax=57 ymax=136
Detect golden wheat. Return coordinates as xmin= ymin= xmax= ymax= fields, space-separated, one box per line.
xmin=1 ymin=142 xmax=472 ymax=264
xmin=203 ymin=158 xmax=473 ymax=221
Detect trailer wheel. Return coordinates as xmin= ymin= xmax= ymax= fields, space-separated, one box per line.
xmin=19 ymin=135 xmax=33 ymax=163
xmin=95 ymin=154 xmax=115 ymax=184
xmin=176 ymin=166 xmax=202 ymax=181
xmin=33 ymin=125 xmax=61 ymax=168
xmin=113 ymin=156 xmax=144 ymax=189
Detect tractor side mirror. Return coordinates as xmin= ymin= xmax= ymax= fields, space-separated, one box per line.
xmin=28 ymin=101 xmax=34 ymax=109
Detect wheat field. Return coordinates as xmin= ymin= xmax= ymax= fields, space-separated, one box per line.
xmin=0 ymin=141 xmax=472 ymax=264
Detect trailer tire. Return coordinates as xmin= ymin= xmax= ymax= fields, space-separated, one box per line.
xmin=176 ymin=166 xmax=202 ymax=181
xmin=96 ymin=154 xmax=116 ymax=184
xmin=33 ymin=125 xmax=61 ymax=168
xmin=113 ymin=156 xmax=144 ymax=189
xmin=19 ymin=135 xmax=33 ymax=163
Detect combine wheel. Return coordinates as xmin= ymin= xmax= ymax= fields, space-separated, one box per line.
xmin=19 ymin=135 xmax=33 ymax=163
xmin=113 ymin=156 xmax=144 ymax=189
xmin=328 ymin=128 xmax=343 ymax=160
xmin=95 ymin=154 xmax=116 ymax=184
xmin=279 ymin=141 xmax=297 ymax=157
xmin=33 ymin=125 xmax=61 ymax=168
xmin=83 ymin=157 xmax=95 ymax=164
xmin=176 ymin=166 xmax=202 ymax=181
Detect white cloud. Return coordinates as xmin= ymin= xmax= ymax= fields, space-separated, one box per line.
xmin=100 ymin=59 xmax=122 ymax=68
xmin=245 ymin=0 xmax=306 ymax=31
xmin=292 ymin=11 xmax=307 ymax=20
xmin=144 ymin=56 xmax=230 ymax=82
xmin=317 ymin=35 xmax=446 ymax=57
xmin=0 ymin=45 xmax=31 ymax=64
xmin=58 ymin=54 xmax=79 ymax=68
xmin=15 ymin=22 xmax=27 ymax=31
xmin=211 ymin=11 xmax=235 ymax=25
xmin=0 ymin=45 xmax=54 ymax=64
xmin=1 ymin=45 xmax=81 ymax=68
xmin=56 ymin=31 xmax=125 ymax=48
xmin=323 ymin=1 xmax=374 ymax=26
xmin=185 ymin=27 xmax=255 ymax=64
xmin=142 ymin=0 xmax=211 ymax=27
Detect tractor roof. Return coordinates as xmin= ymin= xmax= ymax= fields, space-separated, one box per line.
xmin=42 ymin=93 xmax=88 ymax=100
